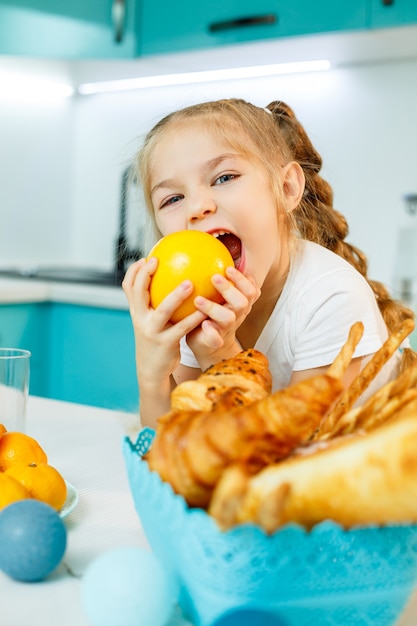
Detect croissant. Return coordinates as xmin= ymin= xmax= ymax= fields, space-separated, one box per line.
xmin=209 ymin=397 xmax=417 ymax=532
xmin=147 ymin=369 xmax=343 ymax=508
xmin=170 ymin=349 xmax=272 ymax=412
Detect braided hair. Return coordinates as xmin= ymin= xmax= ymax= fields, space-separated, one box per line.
xmin=266 ymin=100 xmax=416 ymax=370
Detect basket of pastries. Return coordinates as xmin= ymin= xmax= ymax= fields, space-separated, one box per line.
xmin=123 ymin=320 xmax=417 ymax=626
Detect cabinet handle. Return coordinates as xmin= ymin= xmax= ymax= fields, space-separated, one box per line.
xmin=112 ymin=0 xmax=126 ymax=43
xmin=381 ymin=0 xmax=394 ymax=5
xmin=209 ymin=14 xmax=277 ymax=33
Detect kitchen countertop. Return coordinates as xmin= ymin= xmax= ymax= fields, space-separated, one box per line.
xmin=0 ymin=277 xmax=129 ymax=310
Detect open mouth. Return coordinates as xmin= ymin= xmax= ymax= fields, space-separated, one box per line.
xmin=213 ymin=231 xmax=242 ymax=269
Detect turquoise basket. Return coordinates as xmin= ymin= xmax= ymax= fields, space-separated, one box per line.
xmin=123 ymin=428 xmax=417 ymax=626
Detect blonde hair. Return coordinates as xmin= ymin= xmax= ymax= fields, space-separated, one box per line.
xmin=137 ymin=99 xmax=294 ymax=250
xmin=136 ymin=98 xmax=416 ymax=368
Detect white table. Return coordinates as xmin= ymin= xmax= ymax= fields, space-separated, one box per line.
xmin=1 ymin=395 xmax=417 ymax=626
xmin=1 ymin=395 xmax=190 ymax=626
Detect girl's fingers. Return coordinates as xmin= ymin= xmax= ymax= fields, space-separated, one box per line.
xmin=194 ymin=295 xmax=236 ymax=326
xmin=194 ymin=274 xmax=255 ymax=323
xmin=123 ymin=261 xmax=254 ymax=339
xmin=152 ymin=280 xmax=193 ymax=320
xmin=122 ymin=257 xmax=155 ymax=293
xmin=123 ymin=258 xmax=158 ymax=301
xmin=213 ymin=270 xmax=259 ymax=309
xmin=122 ymin=258 xmax=160 ymax=327
xmin=199 ymin=320 xmax=224 ymax=349
xmin=225 ymin=267 xmax=260 ymax=300
xmin=123 ymin=260 xmax=206 ymax=335
xmin=122 ymin=258 xmax=146 ymax=286
xmin=152 ymin=281 xmax=209 ymax=329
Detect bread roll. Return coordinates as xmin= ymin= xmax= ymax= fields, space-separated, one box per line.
xmin=148 ymin=372 xmax=343 ymax=508
xmin=210 ymin=398 xmax=417 ymax=532
xmin=170 ymin=349 xmax=272 ymax=412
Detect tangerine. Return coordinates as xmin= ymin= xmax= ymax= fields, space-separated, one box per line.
xmin=0 ymin=473 xmax=30 ymax=510
xmin=5 ymin=463 xmax=67 ymax=511
xmin=148 ymin=231 xmax=234 ymax=323
xmin=0 ymin=423 xmax=6 ymax=438
xmin=0 ymin=431 xmax=48 ymax=471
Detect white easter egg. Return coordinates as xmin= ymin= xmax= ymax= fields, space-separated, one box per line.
xmin=81 ymin=547 xmax=178 ymax=626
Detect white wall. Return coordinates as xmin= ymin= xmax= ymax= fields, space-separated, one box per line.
xmin=1 ymin=44 xmax=417 ymax=292
xmin=70 ymin=57 xmax=417 ymax=290
xmin=0 ymin=86 xmax=73 ymax=267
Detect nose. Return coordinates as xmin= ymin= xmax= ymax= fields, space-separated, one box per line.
xmin=186 ymin=191 xmax=217 ymax=223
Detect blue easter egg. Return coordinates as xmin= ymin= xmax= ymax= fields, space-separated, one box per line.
xmin=211 ymin=608 xmax=288 ymax=626
xmin=81 ymin=547 xmax=178 ymax=626
xmin=0 ymin=499 xmax=67 ymax=582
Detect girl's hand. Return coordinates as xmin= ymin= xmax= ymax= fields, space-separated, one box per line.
xmin=186 ymin=265 xmax=260 ymax=369
xmin=122 ymin=258 xmax=206 ymax=410
xmin=122 ymin=257 xmax=206 ymax=378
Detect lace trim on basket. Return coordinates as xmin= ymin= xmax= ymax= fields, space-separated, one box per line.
xmin=125 ymin=427 xmax=155 ymax=457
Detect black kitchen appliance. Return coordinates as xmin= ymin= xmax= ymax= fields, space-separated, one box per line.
xmin=115 ymin=164 xmax=146 ymax=280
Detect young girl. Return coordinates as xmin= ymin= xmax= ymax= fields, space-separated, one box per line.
xmin=123 ymin=98 xmax=415 ymax=429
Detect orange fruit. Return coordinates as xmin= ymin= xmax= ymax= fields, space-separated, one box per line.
xmin=0 ymin=473 xmax=30 ymax=510
xmin=0 ymin=423 xmax=6 ymax=438
xmin=148 ymin=230 xmax=234 ymax=323
xmin=0 ymin=431 xmax=48 ymax=471
xmin=5 ymin=463 xmax=67 ymax=511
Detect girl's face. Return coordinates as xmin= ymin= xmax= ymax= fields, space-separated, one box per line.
xmin=149 ymin=125 xmax=300 ymax=293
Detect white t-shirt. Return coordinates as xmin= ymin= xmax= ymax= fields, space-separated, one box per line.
xmin=180 ymin=240 xmax=401 ymax=397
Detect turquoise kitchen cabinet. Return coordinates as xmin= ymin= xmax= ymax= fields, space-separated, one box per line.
xmin=0 ymin=0 xmax=370 ymax=59
xmin=2 ymin=0 xmax=417 ymax=60
xmin=371 ymin=0 xmax=417 ymax=28
xmin=0 ymin=301 xmax=138 ymax=412
xmin=48 ymin=303 xmax=139 ymax=412
xmin=141 ymin=0 xmax=368 ymax=55
xmin=0 ymin=0 xmax=139 ymax=58
xmin=0 ymin=302 xmax=49 ymax=397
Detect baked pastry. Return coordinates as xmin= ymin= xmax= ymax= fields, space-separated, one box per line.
xmin=170 ymin=349 xmax=272 ymax=412
xmin=147 ymin=370 xmax=343 ymax=508
xmin=209 ymin=397 xmax=417 ymax=532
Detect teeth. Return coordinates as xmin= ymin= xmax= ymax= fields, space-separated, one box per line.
xmin=213 ymin=230 xmax=231 ymax=237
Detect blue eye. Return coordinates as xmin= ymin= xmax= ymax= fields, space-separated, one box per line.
xmin=215 ymin=173 xmax=236 ymax=185
xmin=161 ymin=195 xmax=182 ymax=208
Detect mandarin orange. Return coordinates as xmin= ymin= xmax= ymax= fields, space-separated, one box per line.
xmin=148 ymin=230 xmax=234 ymax=323
xmin=5 ymin=463 xmax=67 ymax=511
xmin=0 ymin=431 xmax=48 ymax=471
xmin=0 ymin=473 xmax=30 ymax=510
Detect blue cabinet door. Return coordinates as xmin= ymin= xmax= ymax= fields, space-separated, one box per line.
xmin=0 ymin=303 xmax=50 ymax=397
xmin=2 ymin=0 xmax=416 ymax=59
xmin=141 ymin=0 xmax=368 ymax=55
xmin=371 ymin=0 xmax=417 ymax=27
xmin=0 ymin=0 xmax=139 ymax=58
xmin=48 ymin=303 xmax=139 ymax=412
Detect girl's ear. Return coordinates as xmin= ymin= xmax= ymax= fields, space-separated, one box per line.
xmin=282 ymin=161 xmax=305 ymax=211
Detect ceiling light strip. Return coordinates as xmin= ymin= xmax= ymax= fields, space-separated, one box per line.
xmin=0 ymin=74 xmax=74 ymax=99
